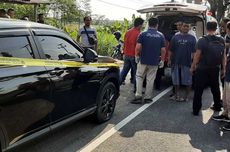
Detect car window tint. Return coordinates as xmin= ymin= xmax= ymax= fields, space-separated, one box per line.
xmin=38 ymin=36 xmax=81 ymax=60
xmin=0 ymin=36 xmax=34 ymax=58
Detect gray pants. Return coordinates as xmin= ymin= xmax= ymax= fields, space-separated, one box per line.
xmin=135 ymin=63 xmax=158 ymax=99
xmin=222 ymin=82 xmax=230 ymax=118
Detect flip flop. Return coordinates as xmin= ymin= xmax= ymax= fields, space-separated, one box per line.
xmin=176 ymin=97 xmax=185 ymax=102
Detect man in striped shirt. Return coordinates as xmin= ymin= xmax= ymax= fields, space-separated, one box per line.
xmin=77 ymin=16 xmax=98 ymax=51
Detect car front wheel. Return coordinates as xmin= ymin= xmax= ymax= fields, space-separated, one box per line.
xmin=95 ymin=82 xmax=118 ymax=123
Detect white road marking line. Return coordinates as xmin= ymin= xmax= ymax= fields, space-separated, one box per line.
xmin=77 ymin=87 xmax=172 ymax=152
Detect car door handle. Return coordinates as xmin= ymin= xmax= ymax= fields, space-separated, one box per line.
xmin=49 ymin=69 xmax=64 ymax=76
xmin=49 ymin=71 xmax=58 ymax=75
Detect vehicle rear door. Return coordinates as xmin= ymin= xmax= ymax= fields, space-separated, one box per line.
xmin=32 ymin=29 xmax=101 ymax=124
xmin=137 ymin=2 xmax=207 ymax=37
xmin=0 ymin=29 xmax=52 ymax=148
xmin=137 ymin=2 xmax=207 ymax=15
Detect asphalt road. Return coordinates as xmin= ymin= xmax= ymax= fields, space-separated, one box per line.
xmin=8 ymin=74 xmax=230 ymax=152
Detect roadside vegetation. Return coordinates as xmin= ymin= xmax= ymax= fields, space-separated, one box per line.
xmin=0 ymin=0 xmax=134 ymax=56
xmin=62 ymin=19 xmax=130 ymax=56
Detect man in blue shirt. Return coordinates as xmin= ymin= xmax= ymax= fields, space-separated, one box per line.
xmin=132 ymin=17 xmax=166 ymax=104
xmin=169 ymin=21 xmax=196 ymax=102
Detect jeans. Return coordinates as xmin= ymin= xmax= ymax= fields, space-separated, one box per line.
xmin=120 ymin=56 xmax=136 ymax=90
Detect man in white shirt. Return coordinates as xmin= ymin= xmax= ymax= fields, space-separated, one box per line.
xmin=77 ymin=16 xmax=98 ymax=51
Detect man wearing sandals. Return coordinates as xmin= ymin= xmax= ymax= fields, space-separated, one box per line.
xmin=168 ymin=21 xmax=196 ymax=102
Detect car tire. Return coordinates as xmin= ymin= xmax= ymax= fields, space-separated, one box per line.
xmin=95 ymin=82 xmax=118 ymax=123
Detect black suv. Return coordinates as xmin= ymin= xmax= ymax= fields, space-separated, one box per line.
xmin=0 ymin=19 xmax=120 ymax=152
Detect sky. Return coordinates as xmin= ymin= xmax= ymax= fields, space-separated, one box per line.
xmin=90 ymin=0 xmax=183 ymax=20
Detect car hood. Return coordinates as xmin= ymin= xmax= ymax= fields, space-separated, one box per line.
xmin=97 ymin=56 xmax=123 ymax=65
xmin=97 ymin=55 xmax=117 ymax=63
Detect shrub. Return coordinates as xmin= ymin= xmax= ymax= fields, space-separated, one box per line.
xmin=62 ymin=19 xmax=131 ymax=56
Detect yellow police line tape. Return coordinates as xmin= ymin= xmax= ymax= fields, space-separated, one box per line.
xmin=0 ymin=57 xmax=120 ymax=68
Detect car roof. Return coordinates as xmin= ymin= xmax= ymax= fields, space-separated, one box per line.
xmin=0 ymin=18 xmax=58 ymax=30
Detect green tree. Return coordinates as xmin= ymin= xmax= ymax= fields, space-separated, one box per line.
xmin=78 ymin=0 xmax=91 ymax=16
xmin=92 ymin=14 xmax=111 ymax=25
xmin=207 ymin=0 xmax=230 ymax=22
xmin=186 ymin=0 xmax=230 ymax=23
xmin=49 ymin=0 xmax=79 ymax=25
xmin=0 ymin=3 xmax=48 ymax=20
xmin=48 ymin=0 xmax=91 ymax=27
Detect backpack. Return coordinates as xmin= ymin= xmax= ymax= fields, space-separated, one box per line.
xmin=202 ymin=35 xmax=225 ymax=67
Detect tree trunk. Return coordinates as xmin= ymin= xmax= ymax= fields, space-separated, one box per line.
xmin=188 ymin=0 xmax=229 ymax=22
xmin=217 ymin=0 xmax=227 ymax=22
xmin=208 ymin=0 xmax=227 ymax=22
xmin=208 ymin=0 xmax=218 ymax=19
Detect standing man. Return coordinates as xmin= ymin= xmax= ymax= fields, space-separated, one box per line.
xmin=212 ymin=21 xmax=230 ymax=131
xmin=132 ymin=17 xmax=166 ymax=104
xmin=7 ymin=8 xmax=14 ymax=18
xmin=77 ymin=16 xmax=98 ymax=51
xmin=175 ymin=21 xmax=197 ymax=40
xmin=191 ymin=21 xmax=226 ymax=116
xmin=0 ymin=9 xmax=7 ymax=18
xmin=37 ymin=13 xmax=45 ymax=24
xmin=220 ymin=17 xmax=230 ymax=37
xmin=120 ymin=17 xmax=144 ymax=93
xmin=169 ymin=21 xmax=196 ymax=101
xmin=219 ymin=17 xmax=230 ymax=100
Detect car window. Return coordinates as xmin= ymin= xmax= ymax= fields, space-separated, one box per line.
xmin=38 ymin=36 xmax=81 ymax=60
xmin=0 ymin=36 xmax=34 ymax=58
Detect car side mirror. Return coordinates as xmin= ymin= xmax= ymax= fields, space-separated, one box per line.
xmin=83 ymin=48 xmax=98 ymax=63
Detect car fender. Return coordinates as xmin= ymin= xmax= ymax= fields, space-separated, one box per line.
xmin=100 ymin=68 xmax=120 ymax=99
